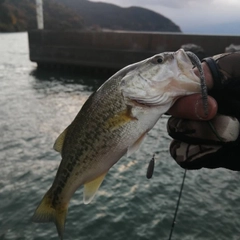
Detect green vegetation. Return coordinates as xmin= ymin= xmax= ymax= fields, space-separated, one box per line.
xmin=0 ymin=0 xmax=84 ymax=32
xmin=0 ymin=0 xmax=181 ymax=32
xmin=58 ymin=0 xmax=181 ymax=32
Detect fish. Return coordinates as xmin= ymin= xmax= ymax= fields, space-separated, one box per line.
xmin=32 ymin=49 xmax=207 ymax=239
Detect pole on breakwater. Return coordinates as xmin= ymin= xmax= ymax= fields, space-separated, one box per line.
xmin=36 ymin=0 xmax=44 ymax=29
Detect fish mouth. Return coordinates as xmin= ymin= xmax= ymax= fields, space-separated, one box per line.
xmin=174 ymin=49 xmax=198 ymax=73
xmin=175 ymin=48 xmax=203 ymax=81
xmin=173 ymin=49 xmax=208 ymax=116
xmin=175 ymin=49 xmax=193 ymax=67
xmin=174 ymin=49 xmax=199 ymax=77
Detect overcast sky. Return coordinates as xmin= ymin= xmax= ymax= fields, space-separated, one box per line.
xmin=89 ymin=0 xmax=240 ymax=34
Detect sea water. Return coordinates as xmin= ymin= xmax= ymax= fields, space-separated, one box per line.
xmin=0 ymin=32 xmax=240 ymax=240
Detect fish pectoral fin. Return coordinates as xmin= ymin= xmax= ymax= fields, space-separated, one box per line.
xmin=83 ymin=172 xmax=107 ymax=204
xmin=105 ymin=105 xmax=137 ymax=130
xmin=127 ymin=131 xmax=147 ymax=157
xmin=53 ymin=127 xmax=69 ymax=153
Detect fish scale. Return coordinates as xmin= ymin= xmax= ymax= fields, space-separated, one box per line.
xmin=32 ymin=49 xmax=207 ymax=240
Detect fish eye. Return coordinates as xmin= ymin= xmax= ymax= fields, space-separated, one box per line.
xmin=157 ymin=57 xmax=163 ymax=63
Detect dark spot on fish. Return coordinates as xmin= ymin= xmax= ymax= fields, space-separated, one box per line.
xmin=52 ymin=186 xmax=63 ymax=206
xmin=59 ymin=181 xmax=65 ymax=189
xmin=56 ymin=186 xmax=62 ymax=194
xmin=67 ymin=163 xmax=74 ymax=172
xmin=62 ymin=173 xmax=70 ymax=183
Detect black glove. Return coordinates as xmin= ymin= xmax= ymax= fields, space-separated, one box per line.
xmin=168 ymin=52 xmax=240 ymax=171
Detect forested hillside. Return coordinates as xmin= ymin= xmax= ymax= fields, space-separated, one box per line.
xmin=58 ymin=0 xmax=181 ymax=32
xmin=0 ymin=0 xmax=181 ymax=32
xmin=0 ymin=0 xmax=84 ymax=32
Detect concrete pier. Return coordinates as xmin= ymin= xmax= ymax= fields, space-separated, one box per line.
xmin=28 ymin=30 xmax=240 ymax=70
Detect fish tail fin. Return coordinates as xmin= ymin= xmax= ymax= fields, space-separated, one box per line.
xmin=32 ymin=189 xmax=68 ymax=240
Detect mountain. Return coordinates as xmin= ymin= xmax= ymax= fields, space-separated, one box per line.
xmin=0 ymin=0 xmax=181 ymax=33
xmin=58 ymin=0 xmax=181 ymax=32
xmin=0 ymin=0 xmax=84 ymax=32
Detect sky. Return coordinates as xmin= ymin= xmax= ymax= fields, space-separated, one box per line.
xmin=89 ymin=0 xmax=240 ymax=34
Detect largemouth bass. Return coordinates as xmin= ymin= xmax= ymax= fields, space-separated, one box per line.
xmin=32 ymin=49 xmax=207 ymax=239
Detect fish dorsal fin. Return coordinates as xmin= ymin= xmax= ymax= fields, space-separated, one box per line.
xmin=83 ymin=172 xmax=107 ymax=204
xmin=53 ymin=127 xmax=68 ymax=153
xmin=127 ymin=132 xmax=147 ymax=157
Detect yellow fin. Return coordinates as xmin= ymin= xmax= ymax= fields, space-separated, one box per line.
xmin=32 ymin=189 xmax=68 ymax=240
xmin=83 ymin=172 xmax=107 ymax=204
xmin=127 ymin=132 xmax=147 ymax=157
xmin=53 ymin=127 xmax=68 ymax=153
xmin=105 ymin=105 xmax=137 ymax=130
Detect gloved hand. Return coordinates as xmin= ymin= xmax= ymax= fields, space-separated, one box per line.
xmin=167 ymin=52 xmax=240 ymax=171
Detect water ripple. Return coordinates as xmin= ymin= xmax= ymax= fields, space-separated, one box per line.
xmin=0 ymin=33 xmax=240 ymax=240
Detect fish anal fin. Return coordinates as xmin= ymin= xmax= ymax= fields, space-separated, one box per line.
xmin=84 ymin=172 xmax=107 ymax=204
xmin=127 ymin=131 xmax=147 ymax=157
xmin=32 ymin=189 xmax=68 ymax=240
xmin=53 ymin=127 xmax=68 ymax=153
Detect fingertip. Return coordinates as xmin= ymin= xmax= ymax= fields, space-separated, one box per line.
xmin=168 ymin=94 xmax=217 ymax=120
xmin=195 ymin=96 xmax=217 ymax=120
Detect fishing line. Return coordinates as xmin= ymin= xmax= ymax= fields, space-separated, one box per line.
xmin=168 ymin=169 xmax=187 ymax=240
xmin=146 ymin=115 xmax=175 ymax=179
xmin=168 ymin=51 xmax=209 ymax=240
xmin=207 ymin=121 xmax=224 ymax=142
xmin=167 ymin=120 xmax=224 ymax=240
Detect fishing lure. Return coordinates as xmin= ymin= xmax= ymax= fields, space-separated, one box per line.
xmin=146 ymin=154 xmax=155 ymax=179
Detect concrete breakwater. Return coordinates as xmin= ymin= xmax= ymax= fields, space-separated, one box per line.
xmin=28 ymin=30 xmax=240 ymax=70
